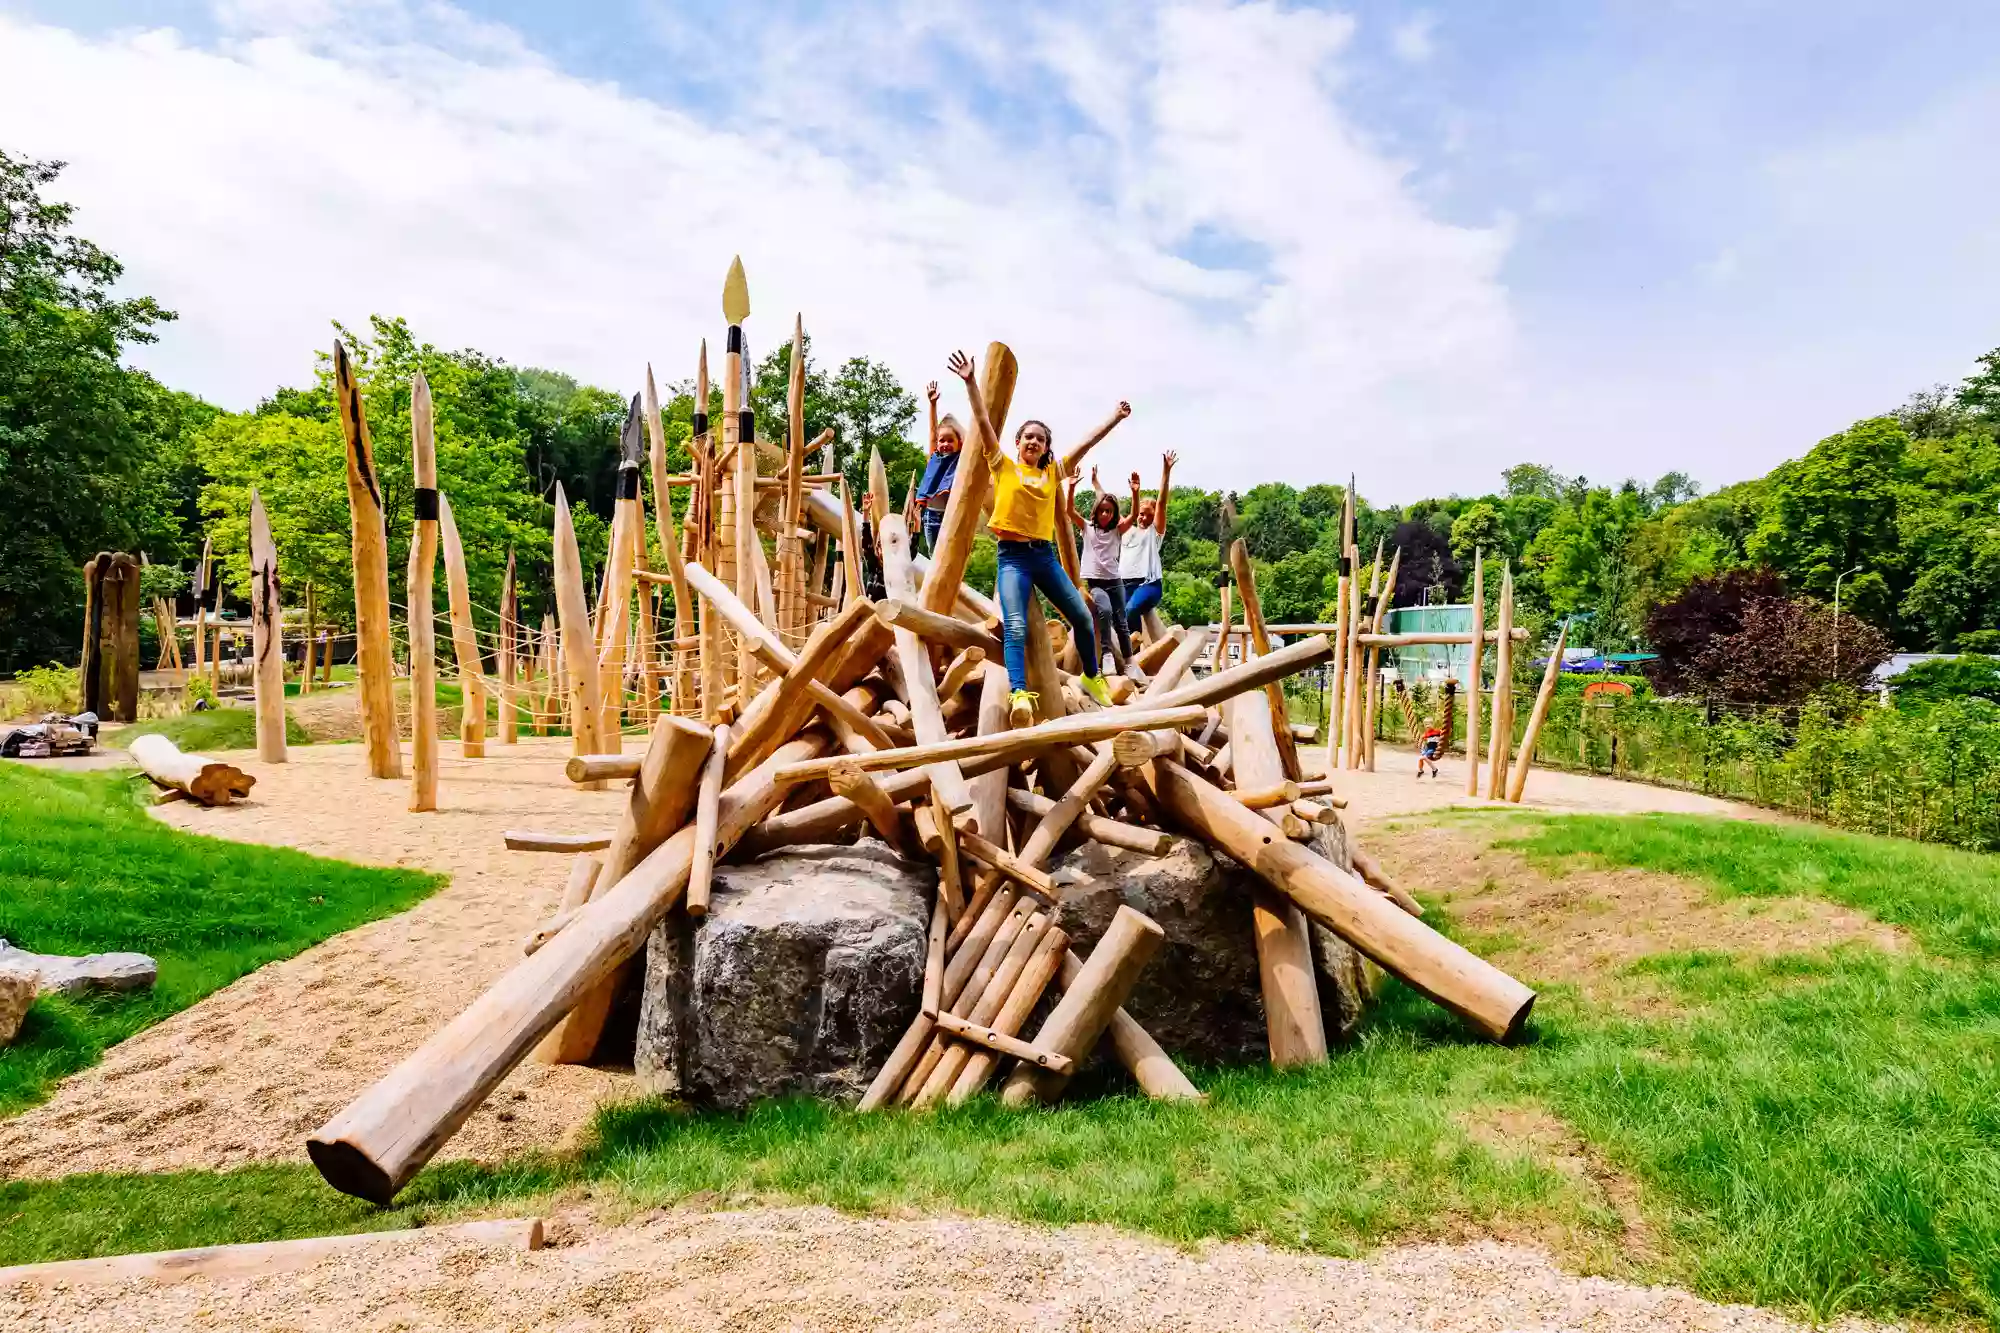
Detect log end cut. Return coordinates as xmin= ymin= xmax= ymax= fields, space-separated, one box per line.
xmin=304 ymin=1135 xmax=397 ymax=1206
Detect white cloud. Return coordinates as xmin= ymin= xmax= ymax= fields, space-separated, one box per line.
xmin=1390 ymin=13 xmax=1436 ymax=64
xmin=0 ymin=1 xmax=1520 ymax=497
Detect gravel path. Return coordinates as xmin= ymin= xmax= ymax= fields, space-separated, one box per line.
xmin=0 ymin=1204 xmax=1891 ymax=1333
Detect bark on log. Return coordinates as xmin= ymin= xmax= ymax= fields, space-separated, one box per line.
xmin=248 ymin=490 xmax=287 ymax=764
xmin=1000 ymin=905 xmax=1166 ymax=1106
xmin=130 ymin=733 xmax=254 ymax=806
xmin=333 ymin=340 xmax=402 ymax=779
xmin=1153 ymin=760 xmax=1535 ymax=1042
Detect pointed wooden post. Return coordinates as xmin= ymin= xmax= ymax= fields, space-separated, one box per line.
xmin=644 ymin=363 xmax=698 ymax=717
xmin=248 ymin=490 xmax=287 ymax=763
xmin=777 ymin=312 xmax=809 ymax=643
xmin=594 ymin=393 xmax=645 ymax=747
xmin=1227 ymin=538 xmax=1302 ymax=781
xmin=1486 ymin=564 xmax=1517 ymax=799
xmin=333 ymin=341 xmax=402 ymax=779
xmin=498 ymin=548 xmax=519 ymax=744
xmin=1464 ymin=549 xmax=1484 ymax=796
xmin=552 ymin=484 xmax=604 ymax=776
xmin=1508 ymin=618 xmax=1568 ymax=803
xmin=723 ymin=257 xmax=761 ymax=695
xmin=299 ymin=583 xmax=316 ymax=695
xmin=406 ymin=374 xmax=441 ymax=809
xmin=1364 ymin=547 xmax=1400 ymax=772
xmin=191 ymin=537 xmax=209 ymax=693
xmin=437 ymin=494 xmax=486 ymax=758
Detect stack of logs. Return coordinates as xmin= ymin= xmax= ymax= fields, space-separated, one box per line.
xmin=306 ymin=331 xmax=1536 ymax=1206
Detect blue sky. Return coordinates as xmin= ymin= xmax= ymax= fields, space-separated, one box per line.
xmin=5 ymin=0 xmax=1997 ymax=500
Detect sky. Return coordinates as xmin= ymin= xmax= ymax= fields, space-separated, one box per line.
xmin=4 ymin=0 xmax=1997 ymax=501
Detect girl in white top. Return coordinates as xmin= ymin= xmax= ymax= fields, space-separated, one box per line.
xmin=1119 ymin=451 xmax=1177 ymax=632
xmin=1071 ymin=466 xmax=1142 ymax=663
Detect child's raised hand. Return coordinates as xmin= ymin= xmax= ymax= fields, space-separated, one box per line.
xmin=1162 ymin=450 xmax=1179 ymax=469
xmin=925 ymin=380 xmax=939 ymax=404
xmin=946 ymin=351 xmax=975 ymax=383
xmin=1116 ymin=401 xmax=1132 ymax=419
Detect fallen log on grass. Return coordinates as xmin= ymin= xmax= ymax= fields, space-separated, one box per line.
xmin=130 ymin=733 xmax=254 ymax=806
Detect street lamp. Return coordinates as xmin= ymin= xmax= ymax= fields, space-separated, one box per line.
xmin=1833 ymin=564 xmax=1863 ymax=676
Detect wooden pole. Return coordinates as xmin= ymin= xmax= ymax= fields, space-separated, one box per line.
xmin=921 ymin=343 xmax=1017 ymax=611
xmin=499 ymin=548 xmax=519 ymax=743
xmin=332 ymin=340 xmax=402 ymax=779
xmin=299 ymin=583 xmax=315 ymax=694
xmin=407 ymin=373 xmax=440 ymax=810
xmin=726 ymin=260 xmax=760 ymax=695
xmin=1364 ymin=547 xmax=1399 ymax=772
xmin=190 ymin=539 xmax=207 ymax=688
xmin=437 ymin=494 xmax=487 ymax=758
xmin=131 ymin=733 xmax=254 ymax=806
xmin=552 ymin=484 xmax=604 ymax=772
xmin=687 ymin=720 xmax=731 ymax=916
xmin=1507 ymin=620 xmax=1569 ymax=803
xmin=1000 ymin=905 xmax=1165 ymax=1107
xmin=1227 ymin=539 xmax=1303 ymax=780
xmin=877 ymin=511 xmax=976 ymax=825
xmin=777 ymin=312 xmax=809 ymax=642
xmin=310 ymin=731 xmax=827 ymax=1202
xmin=1486 ymin=564 xmax=1515 ymax=800
xmin=1154 ymin=760 xmax=1534 ymax=1041
xmin=1464 ymin=549 xmax=1484 ymax=796
xmin=644 ymin=363 xmax=699 ymax=717
xmin=248 ymin=490 xmax=287 ymax=763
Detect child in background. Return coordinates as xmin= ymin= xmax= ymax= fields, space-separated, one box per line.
xmin=914 ymin=379 xmax=964 ymax=554
xmin=1072 ymin=465 xmax=1141 ymax=671
xmin=1418 ymin=725 xmax=1444 ymax=779
xmin=1121 ymin=451 xmax=1177 ymax=634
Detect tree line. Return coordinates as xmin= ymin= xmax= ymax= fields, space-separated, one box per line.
xmin=6 ymin=149 xmax=1998 ymax=697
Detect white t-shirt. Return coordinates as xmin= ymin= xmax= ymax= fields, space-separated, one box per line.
xmin=1119 ymin=524 xmax=1163 ymax=582
xmin=1081 ymin=523 xmax=1122 ymax=579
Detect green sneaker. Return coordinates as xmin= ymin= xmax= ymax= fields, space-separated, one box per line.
xmin=1008 ymin=689 xmax=1039 ymax=728
xmin=1080 ymin=673 xmax=1113 ymax=707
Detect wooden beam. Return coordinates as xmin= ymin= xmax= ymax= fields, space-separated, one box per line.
xmin=1000 ymin=905 xmax=1165 ymax=1106
xmin=921 ymin=342 xmax=1017 ymax=611
xmin=503 ymin=830 xmax=612 ymax=853
xmin=407 ymin=377 xmax=440 ymax=807
xmin=877 ymin=511 xmax=976 ymax=825
xmin=552 ymin=484 xmax=605 ymax=776
xmin=248 ymin=488 xmax=287 ymax=764
xmin=830 ymin=760 xmax=910 ymax=853
xmin=130 ymin=733 xmax=254 ymax=806
xmin=1485 ymin=564 xmax=1515 ymax=799
xmin=688 ymin=721 xmax=731 ymax=916
xmin=876 ymin=598 xmax=1002 ymax=658
xmin=1507 ymin=619 xmax=1569 ymax=803
xmin=1465 ymin=549 xmax=1484 ymax=796
xmin=1005 ymin=787 xmax=1170 ymax=856
xmin=934 ymin=995 xmax=1072 ymax=1076
xmin=772 ymin=704 xmax=1207 ymax=788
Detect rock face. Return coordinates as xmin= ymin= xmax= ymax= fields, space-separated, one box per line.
xmin=0 ymin=939 xmax=158 ymax=999
xmin=1050 ymin=822 xmax=1371 ymax=1067
xmin=636 ymin=842 xmax=931 ymax=1110
xmin=0 ymin=964 xmax=35 ymax=1046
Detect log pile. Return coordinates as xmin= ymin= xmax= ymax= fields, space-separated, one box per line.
xmin=307 ymin=266 xmax=1536 ymax=1206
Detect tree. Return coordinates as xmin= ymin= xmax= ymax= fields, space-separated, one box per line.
xmin=1235 ymin=483 xmax=1313 ymax=563
xmin=1957 ymin=346 xmax=2000 ymax=427
xmin=1449 ymin=502 xmax=1504 ymax=563
xmin=1529 ymin=485 xmax=1649 ymax=646
xmin=0 ymin=151 xmax=190 ymax=670
xmin=1690 ymin=594 xmax=1892 ymax=705
xmin=822 ymin=355 xmax=920 ymax=503
xmin=1643 ymin=567 xmax=1787 ymax=694
xmin=1389 ymin=518 xmax=1457 ymax=605
xmin=1258 ymin=548 xmax=1335 ymax=624
xmin=1889 ymin=655 xmax=2000 ymax=709
xmin=1746 ymin=417 xmax=1909 ymax=627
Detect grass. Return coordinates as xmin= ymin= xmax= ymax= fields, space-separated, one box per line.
xmin=114 ymin=706 xmax=312 ymax=752
xmin=3 ymin=810 xmax=1997 ymax=1325
xmin=0 ymin=763 xmax=440 ymax=1116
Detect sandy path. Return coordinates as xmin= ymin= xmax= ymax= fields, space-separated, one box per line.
xmin=0 ymin=1203 xmax=1891 ymax=1333
xmin=0 ymin=737 xmax=635 ymax=1178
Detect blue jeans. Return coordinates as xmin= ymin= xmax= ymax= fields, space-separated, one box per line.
xmin=921 ymin=504 xmax=945 ymax=554
xmin=1125 ymin=577 xmax=1163 ymax=628
xmin=996 ymin=539 xmax=1099 ymax=692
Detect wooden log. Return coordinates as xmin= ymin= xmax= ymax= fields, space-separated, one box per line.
xmin=1349 ymin=842 xmax=1425 ymax=917
xmin=190 ymin=539 xmax=207 ymax=688
xmin=310 ymin=731 xmax=828 ymax=1202
xmin=830 ymin=760 xmax=909 ymax=853
xmin=934 ymin=1006 xmax=1072 ymax=1077
xmin=908 ymin=904 xmax=1052 ymax=1107
xmin=966 ymin=663 xmax=1012 ymax=853
xmin=248 ymin=490 xmax=287 ymax=764
xmin=406 ymin=374 xmax=441 ymax=809
xmin=566 ymin=754 xmax=641 ymax=784
xmin=1061 ymin=950 xmax=1203 ymax=1102
xmin=1000 ymin=905 xmax=1166 ymax=1106
xmin=1006 ymin=787 xmax=1170 ymax=856
xmin=910 ymin=553 xmax=1004 ymax=628
xmin=921 ymin=895 xmax=947 ymax=1015
xmin=539 ymin=712 xmax=715 ymax=1063
xmin=332 ymin=340 xmax=402 ymax=779
xmin=953 ymin=827 xmax=1058 ymax=904
xmin=1112 ymin=729 xmax=1177 ymax=768
xmin=130 ymin=733 xmax=255 ymax=806
xmin=552 ymin=484 xmax=605 ymax=774
xmin=688 ymin=721 xmax=731 ymax=916
xmin=0 ymin=1219 xmax=544 ymax=1288
xmin=877 ymin=599 xmax=1002 ymax=658
xmin=936 ymin=646 xmax=986 ymax=702
xmin=643 ymin=365 xmax=700 ymax=719
xmin=504 ymin=830 xmax=613 ymax=853
xmin=1235 ymin=780 xmax=1302 ymax=809
xmin=874 ymin=513 xmax=975 ymax=823
xmin=1290 ymin=798 xmax=1340 ymax=826
xmin=898 ymin=894 xmax=1033 ymax=1103
xmin=922 ymin=342 xmax=1017 ymax=611
xmin=1227 ymin=540 xmax=1302 ymax=782
xmin=1131 ymin=628 xmax=1182 ymax=676
xmin=522 ymin=854 xmax=603 ymax=954
xmin=1465 ymin=548 xmax=1484 ymax=796
xmin=1507 ymin=620 xmax=1569 ymax=803
xmin=772 ymin=704 xmax=1206 ymax=788
xmin=1486 ymin=563 xmax=1515 ymax=800
xmin=1154 ymin=760 xmax=1534 ymax=1041
xmin=1134 ymin=635 xmax=1332 ymax=716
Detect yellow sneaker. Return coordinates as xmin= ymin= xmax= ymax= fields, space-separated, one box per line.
xmin=1080 ymin=673 xmax=1113 ymax=707
xmin=1008 ymin=689 xmax=1039 ymax=728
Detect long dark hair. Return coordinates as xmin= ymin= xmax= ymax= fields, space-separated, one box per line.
xmin=1015 ymin=419 xmax=1052 ymax=468
xmin=1091 ymin=492 xmax=1120 ymax=528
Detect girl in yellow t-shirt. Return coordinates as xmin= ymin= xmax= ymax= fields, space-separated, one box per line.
xmin=946 ymin=350 xmax=1131 ymax=725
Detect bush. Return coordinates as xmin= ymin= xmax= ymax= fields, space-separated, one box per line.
xmin=1889 ymin=655 xmax=2000 ymax=708
xmin=10 ymin=663 xmax=80 ymax=714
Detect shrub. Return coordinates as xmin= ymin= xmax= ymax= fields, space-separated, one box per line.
xmin=11 ymin=663 xmax=80 ymax=714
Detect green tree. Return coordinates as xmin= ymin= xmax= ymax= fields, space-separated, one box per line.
xmin=1889 ymin=655 xmax=2000 ymax=709
xmin=1449 ymin=501 xmax=1504 ymax=563
xmin=0 ymin=152 xmax=194 ymax=669
xmin=1747 ymin=417 xmax=1909 ymax=627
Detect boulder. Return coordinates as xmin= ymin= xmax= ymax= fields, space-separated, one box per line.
xmin=636 ymin=841 xmax=932 ymax=1110
xmin=1050 ymin=822 xmax=1371 ymax=1067
xmin=0 ymin=964 xmax=35 ymax=1046
xmin=0 ymin=939 xmax=158 ymax=998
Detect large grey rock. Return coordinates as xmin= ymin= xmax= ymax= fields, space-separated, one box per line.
xmin=0 ymin=964 xmax=35 ymax=1046
xmin=1050 ymin=822 xmax=1371 ymax=1068
xmin=0 ymin=939 xmax=157 ymax=998
xmin=636 ymin=841 xmax=931 ymax=1110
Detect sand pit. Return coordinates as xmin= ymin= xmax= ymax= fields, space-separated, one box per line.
xmin=0 ymin=737 xmax=636 ymax=1179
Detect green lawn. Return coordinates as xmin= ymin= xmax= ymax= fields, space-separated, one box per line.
xmin=0 ymin=764 xmax=440 ymax=1116
xmin=114 ymin=706 xmax=312 ymax=753
xmin=2 ymin=811 xmax=1996 ymax=1326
